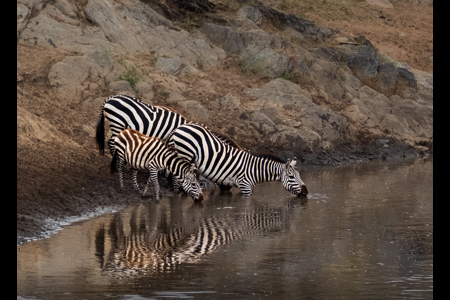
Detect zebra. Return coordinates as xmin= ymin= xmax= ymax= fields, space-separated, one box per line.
xmin=95 ymin=94 xmax=188 ymax=156
xmin=165 ymin=123 xmax=308 ymax=197
xmin=110 ymin=128 xmax=203 ymax=202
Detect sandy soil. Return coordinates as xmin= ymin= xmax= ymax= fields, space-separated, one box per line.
xmin=16 ymin=0 xmax=433 ymax=243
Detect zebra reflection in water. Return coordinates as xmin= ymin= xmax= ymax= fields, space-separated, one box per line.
xmin=97 ymin=196 xmax=306 ymax=279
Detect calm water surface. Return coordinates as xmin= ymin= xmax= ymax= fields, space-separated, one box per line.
xmin=17 ymin=157 xmax=433 ymax=299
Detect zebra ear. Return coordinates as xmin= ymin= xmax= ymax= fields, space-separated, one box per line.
xmin=290 ymin=158 xmax=297 ymax=167
xmin=285 ymin=159 xmax=291 ymax=169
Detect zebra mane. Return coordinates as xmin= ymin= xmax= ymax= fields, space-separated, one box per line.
xmin=256 ymin=154 xmax=287 ymax=164
xmin=188 ymin=122 xmax=246 ymax=151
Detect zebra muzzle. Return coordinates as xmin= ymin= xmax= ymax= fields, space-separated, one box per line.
xmin=194 ymin=193 xmax=204 ymax=202
xmin=298 ymin=185 xmax=308 ymax=197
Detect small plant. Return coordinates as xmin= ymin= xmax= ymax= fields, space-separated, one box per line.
xmin=303 ymin=56 xmax=314 ymax=68
xmin=161 ymin=92 xmax=170 ymax=99
xmin=43 ymin=58 xmax=56 ymax=74
xmin=118 ymin=58 xmax=141 ymax=93
xmin=99 ymin=84 xmax=111 ymax=96
xmin=179 ymin=10 xmax=199 ymax=32
xmin=245 ymin=0 xmax=259 ymax=8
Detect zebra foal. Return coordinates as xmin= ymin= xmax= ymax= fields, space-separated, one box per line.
xmin=111 ymin=129 xmax=203 ymax=202
xmin=165 ymin=123 xmax=308 ymax=197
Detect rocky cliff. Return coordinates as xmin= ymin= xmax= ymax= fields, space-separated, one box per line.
xmin=17 ymin=0 xmax=433 ymax=241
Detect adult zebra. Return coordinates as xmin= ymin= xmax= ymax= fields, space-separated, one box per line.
xmin=95 ymin=94 xmax=188 ymax=156
xmin=111 ymin=128 xmax=203 ymax=202
xmin=165 ymin=123 xmax=308 ymax=197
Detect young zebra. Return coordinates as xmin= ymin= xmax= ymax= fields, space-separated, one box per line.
xmin=96 ymin=94 xmax=188 ymax=156
xmin=110 ymin=129 xmax=203 ymax=202
xmin=165 ymin=123 xmax=308 ymax=197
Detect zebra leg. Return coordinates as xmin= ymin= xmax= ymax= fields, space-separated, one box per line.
xmin=172 ymin=178 xmax=181 ymax=193
xmin=145 ymin=169 xmax=160 ymax=200
xmin=237 ymin=178 xmax=254 ymax=196
xmin=131 ymin=169 xmax=141 ymax=194
xmin=108 ymin=137 xmax=115 ymax=156
xmin=117 ymin=157 xmax=125 ymax=192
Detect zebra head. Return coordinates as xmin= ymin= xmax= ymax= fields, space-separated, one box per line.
xmin=179 ymin=164 xmax=204 ymax=202
xmin=281 ymin=159 xmax=308 ymax=197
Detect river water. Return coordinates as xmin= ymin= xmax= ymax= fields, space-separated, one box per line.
xmin=17 ymin=157 xmax=433 ymax=300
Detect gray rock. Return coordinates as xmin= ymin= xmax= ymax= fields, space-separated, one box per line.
xmin=177 ymin=101 xmax=214 ymax=124
xmin=178 ymin=65 xmax=199 ymax=77
xmin=240 ymin=42 xmax=290 ymax=78
xmin=53 ymin=0 xmax=79 ymax=19
xmin=17 ymin=4 xmax=30 ymax=36
xmin=397 ymin=68 xmax=418 ymax=89
xmin=237 ymin=6 xmax=262 ymax=26
xmin=249 ymin=111 xmax=276 ymax=127
xmin=219 ymin=94 xmax=240 ymax=110
xmin=374 ymin=62 xmax=398 ymax=94
xmin=200 ymin=23 xmax=244 ymax=55
xmin=338 ymin=44 xmax=379 ymax=78
xmin=241 ymin=29 xmax=283 ymax=48
xmin=85 ymin=0 xmax=145 ymax=54
xmin=245 ymin=78 xmax=313 ymax=109
xmin=135 ymin=81 xmax=154 ymax=101
xmin=109 ymin=81 xmax=135 ymax=95
xmin=155 ymin=57 xmax=183 ymax=75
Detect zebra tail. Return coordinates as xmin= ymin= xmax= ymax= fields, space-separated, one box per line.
xmin=110 ymin=150 xmax=118 ymax=175
xmin=95 ymin=101 xmax=106 ymax=155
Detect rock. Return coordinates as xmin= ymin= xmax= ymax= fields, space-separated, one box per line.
xmin=366 ymin=0 xmax=394 ymax=9
xmin=256 ymin=2 xmax=334 ymax=39
xmin=338 ymin=44 xmax=379 ymax=78
xmin=85 ymin=0 xmax=145 ymax=53
xmin=237 ymin=6 xmax=262 ymax=26
xmin=200 ymin=22 xmax=244 ymax=55
xmin=240 ymin=42 xmax=290 ymax=78
xmin=135 ymin=81 xmax=154 ymax=101
xmin=178 ymin=65 xmax=199 ymax=77
xmin=109 ymin=80 xmax=135 ymax=95
xmin=219 ymin=94 xmax=240 ymax=110
xmin=249 ymin=111 xmax=277 ymax=127
xmin=53 ymin=0 xmax=79 ymax=19
xmin=397 ymin=68 xmax=418 ymax=89
xmin=177 ymin=101 xmax=214 ymax=124
xmin=241 ymin=29 xmax=282 ymax=48
xmin=42 ymin=4 xmax=80 ymax=26
xmin=155 ymin=57 xmax=183 ymax=75
xmin=245 ymin=78 xmax=313 ymax=109
xmin=17 ymin=4 xmax=30 ymax=36
xmin=374 ymin=62 xmax=398 ymax=94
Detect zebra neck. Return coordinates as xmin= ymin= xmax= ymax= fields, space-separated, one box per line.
xmin=165 ymin=152 xmax=188 ymax=179
xmin=251 ymin=156 xmax=283 ymax=184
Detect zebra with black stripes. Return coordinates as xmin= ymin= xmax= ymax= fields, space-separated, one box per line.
xmin=111 ymin=128 xmax=203 ymax=202
xmin=165 ymin=123 xmax=308 ymax=197
xmin=95 ymin=94 xmax=188 ymax=156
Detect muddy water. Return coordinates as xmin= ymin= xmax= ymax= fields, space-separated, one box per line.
xmin=17 ymin=157 xmax=433 ymax=300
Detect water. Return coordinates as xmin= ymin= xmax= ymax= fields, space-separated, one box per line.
xmin=17 ymin=157 xmax=433 ymax=299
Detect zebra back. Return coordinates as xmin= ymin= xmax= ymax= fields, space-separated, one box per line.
xmin=95 ymin=95 xmax=188 ymax=156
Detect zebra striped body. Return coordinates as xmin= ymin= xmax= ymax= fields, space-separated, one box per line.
xmin=166 ymin=123 xmax=308 ymax=196
xmin=96 ymin=95 xmax=187 ymax=156
xmin=111 ymin=129 xmax=203 ymax=202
